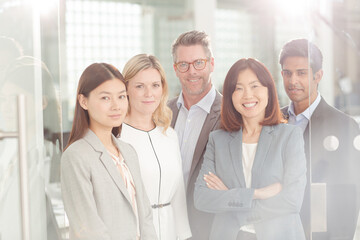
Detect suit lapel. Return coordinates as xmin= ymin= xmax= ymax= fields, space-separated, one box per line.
xmin=281 ymin=106 xmax=289 ymax=120
xmin=189 ymin=91 xmax=222 ymax=182
xmin=169 ymin=91 xmax=222 ymax=187
xmin=229 ymin=130 xmax=246 ymax=187
xmin=251 ymin=126 xmax=273 ymax=188
xmin=169 ymin=98 xmax=180 ymax=128
xmin=99 ymin=151 xmax=133 ymax=205
xmin=84 ymin=130 xmax=133 ymax=206
xmin=114 ymin=137 xmax=139 ymax=193
xmin=228 ymin=126 xmax=274 ymax=188
xmin=304 ymin=98 xmax=326 ymax=173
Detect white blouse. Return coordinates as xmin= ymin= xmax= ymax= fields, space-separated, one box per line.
xmin=240 ymin=142 xmax=258 ymax=234
xmin=242 ymin=143 xmax=258 ymax=188
xmin=120 ymin=123 xmax=191 ymax=240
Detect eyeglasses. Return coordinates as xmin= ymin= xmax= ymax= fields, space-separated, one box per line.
xmin=174 ymin=59 xmax=208 ymax=73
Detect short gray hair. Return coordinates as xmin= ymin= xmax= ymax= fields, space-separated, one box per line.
xmin=171 ymin=30 xmax=213 ymax=63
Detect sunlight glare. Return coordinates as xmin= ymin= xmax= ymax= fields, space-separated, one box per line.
xmin=27 ymin=0 xmax=58 ymax=16
xmin=274 ymin=0 xmax=311 ymax=17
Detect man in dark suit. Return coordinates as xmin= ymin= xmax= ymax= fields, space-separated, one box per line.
xmin=279 ymin=38 xmax=360 ymax=240
xmin=168 ymin=30 xmax=222 ymax=240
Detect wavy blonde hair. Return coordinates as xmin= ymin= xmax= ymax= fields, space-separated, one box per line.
xmin=122 ymin=54 xmax=172 ymax=132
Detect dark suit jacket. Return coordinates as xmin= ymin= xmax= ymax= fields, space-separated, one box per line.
xmin=168 ymin=90 xmax=222 ymax=240
xmin=194 ymin=125 xmax=306 ymax=240
xmin=282 ymin=97 xmax=360 ymax=240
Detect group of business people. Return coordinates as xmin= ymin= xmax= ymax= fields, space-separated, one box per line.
xmin=61 ymin=30 xmax=360 ymax=240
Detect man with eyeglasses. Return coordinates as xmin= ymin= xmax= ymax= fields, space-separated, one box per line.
xmin=168 ymin=30 xmax=222 ymax=240
xmin=280 ymin=38 xmax=360 ymax=240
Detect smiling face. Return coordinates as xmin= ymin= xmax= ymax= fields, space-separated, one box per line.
xmin=174 ymin=44 xmax=214 ymax=100
xmin=232 ymin=69 xmax=268 ymax=124
xmin=126 ymin=68 xmax=163 ymax=118
xmin=281 ymin=56 xmax=322 ymax=114
xmin=79 ymin=78 xmax=128 ymax=133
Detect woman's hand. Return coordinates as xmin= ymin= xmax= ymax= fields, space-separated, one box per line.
xmin=203 ymin=172 xmax=229 ymax=190
xmin=253 ymin=182 xmax=282 ymax=200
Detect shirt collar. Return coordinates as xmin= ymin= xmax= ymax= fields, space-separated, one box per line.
xmin=288 ymin=91 xmax=321 ymax=120
xmin=176 ymin=85 xmax=216 ymax=114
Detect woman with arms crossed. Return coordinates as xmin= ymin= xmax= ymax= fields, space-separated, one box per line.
xmin=61 ymin=63 xmax=157 ymax=240
xmin=120 ymin=54 xmax=191 ymax=240
xmin=194 ymin=58 xmax=306 ymax=240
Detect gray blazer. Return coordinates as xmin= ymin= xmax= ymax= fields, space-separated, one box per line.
xmin=61 ymin=130 xmax=157 ymax=240
xmin=194 ymin=124 xmax=307 ymax=240
xmin=168 ymin=90 xmax=222 ymax=240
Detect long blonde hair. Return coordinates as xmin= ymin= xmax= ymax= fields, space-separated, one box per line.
xmin=122 ymin=54 xmax=172 ymax=132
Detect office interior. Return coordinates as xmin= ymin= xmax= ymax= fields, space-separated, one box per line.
xmin=0 ymin=0 xmax=360 ymax=239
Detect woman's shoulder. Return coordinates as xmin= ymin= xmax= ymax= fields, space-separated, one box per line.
xmin=61 ymin=138 xmax=95 ymax=166
xmin=274 ymin=123 xmax=301 ymax=132
xmin=271 ymin=123 xmax=303 ymax=139
xmin=163 ymin=126 xmax=177 ymax=137
xmin=209 ymin=128 xmax=233 ymax=140
xmin=114 ymin=138 xmax=142 ymax=168
xmin=211 ymin=128 xmax=231 ymax=135
xmin=115 ymin=138 xmax=141 ymax=161
xmin=63 ymin=138 xmax=90 ymax=155
xmin=153 ymin=125 xmax=177 ymax=140
xmin=115 ymin=137 xmax=136 ymax=151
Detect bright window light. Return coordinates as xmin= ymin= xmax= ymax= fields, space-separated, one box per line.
xmin=274 ymin=0 xmax=312 ymax=17
xmin=26 ymin=0 xmax=58 ymax=16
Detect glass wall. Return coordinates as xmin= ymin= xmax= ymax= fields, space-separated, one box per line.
xmin=1 ymin=0 xmax=360 ymax=239
xmin=0 ymin=0 xmax=63 ymax=239
xmin=308 ymin=1 xmax=360 ymax=239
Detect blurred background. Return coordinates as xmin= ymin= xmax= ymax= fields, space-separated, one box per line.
xmin=0 ymin=0 xmax=360 ymax=239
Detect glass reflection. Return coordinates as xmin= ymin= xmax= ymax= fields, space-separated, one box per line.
xmin=354 ymin=135 xmax=360 ymax=151
xmin=322 ymin=135 xmax=339 ymax=152
xmin=0 ymin=95 xmax=22 ymax=240
xmin=309 ymin=4 xmax=360 ymax=238
xmin=1 ymin=0 xmax=360 ymax=239
xmin=0 ymin=0 xmax=63 ymax=239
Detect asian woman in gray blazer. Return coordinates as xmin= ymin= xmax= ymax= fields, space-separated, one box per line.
xmin=61 ymin=63 xmax=157 ymax=240
xmin=194 ymin=58 xmax=307 ymax=240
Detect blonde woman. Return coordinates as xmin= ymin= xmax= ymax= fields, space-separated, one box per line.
xmin=120 ymin=54 xmax=191 ymax=240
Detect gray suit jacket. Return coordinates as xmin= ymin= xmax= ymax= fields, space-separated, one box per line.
xmin=282 ymin=97 xmax=360 ymax=240
xmin=194 ymin=124 xmax=307 ymax=240
xmin=61 ymin=130 xmax=157 ymax=240
xmin=168 ymin=90 xmax=222 ymax=240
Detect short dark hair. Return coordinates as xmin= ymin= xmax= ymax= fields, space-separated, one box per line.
xmin=279 ymin=38 xmax=323 ymax=73
xmin=220 ymin=58 xmax=285 ymax=132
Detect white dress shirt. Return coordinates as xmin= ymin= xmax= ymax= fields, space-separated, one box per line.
xmin=287 ymin=92 xmax=321 ymax=132
xmin=174 ymin=86 xmax=216 ymax=186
